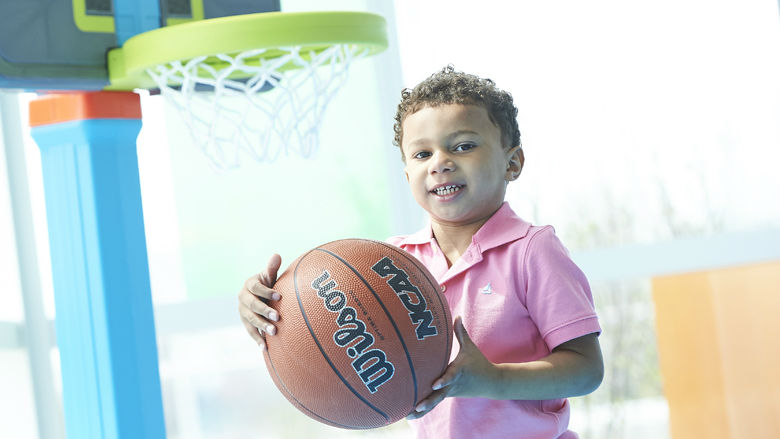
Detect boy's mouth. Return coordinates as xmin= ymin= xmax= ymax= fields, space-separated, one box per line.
xmin=430 ymin=184 xmax=464 ymax=196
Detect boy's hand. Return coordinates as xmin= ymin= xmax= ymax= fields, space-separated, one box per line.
xmin=407 ymin=316 xmax=499 ymax=419
xmin=238 ymin=254 xmax=283 ymax=350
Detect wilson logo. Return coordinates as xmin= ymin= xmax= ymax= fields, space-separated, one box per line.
xmin=371 ymin=257 xmax=438 ymax=340
xmin=311 ymin=270 xmax=394 ymax=393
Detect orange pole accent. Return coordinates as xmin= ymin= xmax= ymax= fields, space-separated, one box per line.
xmin=29 ymin=91 xmax=142 ymax=127
xmin=652 ymin=260 xmax=780 ymax=439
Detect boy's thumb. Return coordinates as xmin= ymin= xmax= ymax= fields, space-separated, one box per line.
xmin=454 ymin=316 xmax=473 ymax=347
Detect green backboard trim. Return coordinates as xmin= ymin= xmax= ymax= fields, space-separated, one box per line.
xmin=106 ymin=11 xmax=388 ymax=91
xmin=72 ymin=0 xmax=115 ymax=33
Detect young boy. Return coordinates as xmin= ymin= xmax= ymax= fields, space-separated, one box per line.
xmin=238 ymin=66 xmax=603 ymax=438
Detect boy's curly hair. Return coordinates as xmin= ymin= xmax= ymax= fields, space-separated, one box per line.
xmin=393 ymin=65 xmax=521 ymax=158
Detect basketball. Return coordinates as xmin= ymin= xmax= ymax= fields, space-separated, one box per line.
xmin=262 ymin=239 xmax=452 ymax=429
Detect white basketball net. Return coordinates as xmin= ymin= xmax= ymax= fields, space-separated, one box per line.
xmin=147 ymin=44 xmax=365 ymax=169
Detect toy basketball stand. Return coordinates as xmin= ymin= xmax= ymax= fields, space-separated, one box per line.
xmin=1 ymin=1 xmax=387 ymax=437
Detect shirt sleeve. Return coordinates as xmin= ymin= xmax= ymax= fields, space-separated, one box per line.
xmin=523 ymin=226 xmax=601 ymax=350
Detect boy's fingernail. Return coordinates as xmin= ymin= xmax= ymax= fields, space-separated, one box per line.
xmin=432 ymin=382 xmax=442 ymax=390
xmin=269 ymin=311 xmax=278 ymax=321
xmin=415 ymin=404 xmax=425 ymax=412
xmin=272 ymin=293 xmax=281 ymax=300
xmin=267 ymin=325 xmax=276 ymax=335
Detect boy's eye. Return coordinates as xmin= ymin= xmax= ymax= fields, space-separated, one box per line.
xmin=412 ymin=151 xmax=431 ymax=159
xmin=453 ymin=143 xmax=476 ymax=152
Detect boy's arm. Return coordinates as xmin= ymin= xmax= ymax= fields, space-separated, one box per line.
xmin=408 ymin=317 xmax=603 ymax=418
xmin=492 ymin=332 xmax=603 ymax=400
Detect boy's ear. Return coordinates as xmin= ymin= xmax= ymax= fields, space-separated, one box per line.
xmin=505 ymin=145 xmax=524 ymax=181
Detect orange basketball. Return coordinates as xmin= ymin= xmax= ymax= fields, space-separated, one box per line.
xmin=263 ymin=239 xmax=452 ymax=429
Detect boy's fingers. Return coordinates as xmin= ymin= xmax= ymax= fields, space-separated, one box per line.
xmin=244 ymin=277 xmax=281 ymax=301
xmin=431 ymin=372 xmax=454 ymax=391
xmin=407 ymin=387 xmax=450 ymax=419
xmin=243 ymin=274 xmax=260 ymax=290
xmin=260 ymin=254 xmax=283 ymax=287
xmin=405 ymin=410 xmax=424 ymax=420
xmin=241 ymin=318 xmax=266 ymax=350
xmin=267 ymin=253 xmax=282 ymax=276
xmin=432 ymin=362 xmax=462 ymax=391
xmin=243 ymin=255 xmax=283 ymax=300
xmin=238 ymin=301 xmax=277 ymax=335
xmin=239 ymin=289 xmax=279 ymax=321
xmin=252 ymin=301 xmax=278 ymax=322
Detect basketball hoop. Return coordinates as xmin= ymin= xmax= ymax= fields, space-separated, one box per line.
xmin=107 ymin=12 xmax=387 ymax=169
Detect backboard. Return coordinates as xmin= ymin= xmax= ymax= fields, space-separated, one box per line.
xmin=0 ymin=0 xmax=280 ymax=90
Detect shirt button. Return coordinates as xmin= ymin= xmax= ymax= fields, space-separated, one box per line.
xmin=440 ymin=284 xmax=446 ymax=292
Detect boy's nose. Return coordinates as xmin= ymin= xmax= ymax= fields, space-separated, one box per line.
xmin=429 ymin=151 xmax=455 ymax=174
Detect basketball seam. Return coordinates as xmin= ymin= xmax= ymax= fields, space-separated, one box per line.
xmin=368 ymin=240 xmax=453 ymax=381
xmin=315 ymin=246 xmax=419 ymax=409
xmin=294 ymin=251 xmax=392 ymax=424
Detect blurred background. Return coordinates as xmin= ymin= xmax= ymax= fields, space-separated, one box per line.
xmin=1 ymin=0 xmax=779 ymax=438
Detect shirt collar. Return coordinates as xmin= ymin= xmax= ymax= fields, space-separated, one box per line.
xmin=397 ymin=202 xmax=531 ymax=251
xmin=399 ymin=221 xmax=435 ymax=245
xmin=472 ymin=202 xmax=531 ymax=252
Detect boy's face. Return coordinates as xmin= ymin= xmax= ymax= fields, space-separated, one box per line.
xmin=401 ymin=104 xmax=522 ymax=229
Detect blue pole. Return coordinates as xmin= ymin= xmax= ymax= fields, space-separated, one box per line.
xmin=30 ymin=92 xmax=166 ymax=438
xmin=114 ymin=0 xmax=161 ymax=45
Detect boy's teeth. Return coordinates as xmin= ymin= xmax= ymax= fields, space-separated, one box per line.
xmin=434 ymin=185 xmax=461 ymax=195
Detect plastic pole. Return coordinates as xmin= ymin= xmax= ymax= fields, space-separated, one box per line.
xmin=29 ymin=91 xmax=165 ymax=439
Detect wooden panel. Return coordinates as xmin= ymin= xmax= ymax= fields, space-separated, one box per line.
xmin=653 ymin=261 xmax=780 ymax=439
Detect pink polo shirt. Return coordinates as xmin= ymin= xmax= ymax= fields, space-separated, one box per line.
xmin=387 ymin=202 xmax=601 ymax=439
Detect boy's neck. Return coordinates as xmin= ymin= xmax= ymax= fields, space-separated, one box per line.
xmin=431 ymin=219 xmax=487 ymax=268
